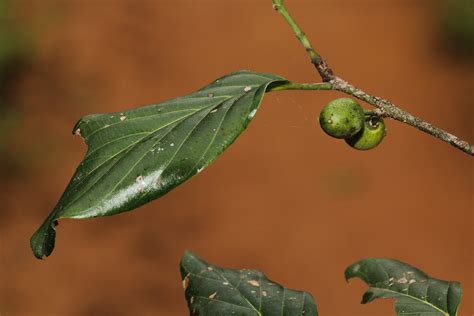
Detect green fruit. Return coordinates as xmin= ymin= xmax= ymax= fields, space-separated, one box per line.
xmin=319 ymin=98 xmax=365 ymax=139
xmin=346 ymin=116 xmax=386 ymax=150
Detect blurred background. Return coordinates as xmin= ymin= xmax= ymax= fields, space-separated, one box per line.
xmin=0 ymin=0 xmax=472 ymax=315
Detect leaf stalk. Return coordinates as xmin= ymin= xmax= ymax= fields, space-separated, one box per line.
xmin=267 ymin=82 xmax=332 ymax=92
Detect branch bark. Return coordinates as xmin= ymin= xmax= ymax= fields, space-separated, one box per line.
xmin=271 ymin=0 xmax=473 ymax=156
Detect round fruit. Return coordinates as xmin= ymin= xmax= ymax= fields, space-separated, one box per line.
xmin=345 ymin=115 xmax=386 ymax=150
xmin=319 ymin=98 xmax=365 ymax=139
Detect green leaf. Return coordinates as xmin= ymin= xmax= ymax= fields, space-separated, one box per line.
xmin=345 ymin=258 xmax=462 ymax=316
xmin=30 ymin=70 xmax=288 ymax=259
xmin=180 ymin=251 xmax=318 ymax=316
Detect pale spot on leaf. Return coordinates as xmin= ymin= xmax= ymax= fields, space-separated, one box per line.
xmin=247 ymin=280 xmax=260 ymax=287
xmin=182 ymin=274 xmax=190 ymax=289
xmin=398 ymin=277 xmax=408 ymax=284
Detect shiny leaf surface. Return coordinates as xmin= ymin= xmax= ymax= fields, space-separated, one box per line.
xmin=31 ymin=70 xmax=287 ymax=259
xmin=180 ymin=251 xmax=318 ymax=316
xmin=345 ymin=258 xmax=462 ymax=316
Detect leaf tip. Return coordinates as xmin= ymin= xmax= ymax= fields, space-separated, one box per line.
xmin=344 ymin=261 xmax=362 ymax=282
xmin=180 ymin=250 xmax=199 ymax=274
xmin=361 ymin=291 xmax=375 ymax=304
xmin=181 ymin=249 xmax=196 ymax=262
xmin=30 ymin=218 xmax=58 ymax=259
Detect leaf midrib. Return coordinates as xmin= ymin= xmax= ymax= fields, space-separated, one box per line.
xmin=370 ymin=286 xmax=448 ymax=316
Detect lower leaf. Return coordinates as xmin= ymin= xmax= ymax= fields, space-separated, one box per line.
xmin=180 ymin=251 xmax=318 ymax=316
xmin=345 ymin=258 xmax=462 ymax=316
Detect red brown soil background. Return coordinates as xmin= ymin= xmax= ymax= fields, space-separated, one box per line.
xmin=1 ymin=1 xmax=472 ymax=315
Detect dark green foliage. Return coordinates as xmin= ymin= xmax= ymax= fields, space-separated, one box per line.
xmin=30 ymin=70 xmax=288 ymax=259
xmin=180 ymin=251 xmax=318 ymax=316
xmin=345 ymin=258 xmax=462 ymax=316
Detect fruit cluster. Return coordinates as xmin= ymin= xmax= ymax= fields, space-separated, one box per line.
xmin=319 ymin=98 xmax=386 ymax=150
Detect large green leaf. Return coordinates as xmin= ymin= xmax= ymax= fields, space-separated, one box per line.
xmin=31 ymin=70 xmax=287 ymax=259
xmin=180 ymin=251 xmax=318 ymax=316
xmin=345 ymin=258 xmax=462 ymax=316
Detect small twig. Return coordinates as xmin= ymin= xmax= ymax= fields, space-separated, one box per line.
xmin=272 ymin=0 xmax=334 ymax=82
xmin=271 ymin=0 xmax=473 ymax=156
